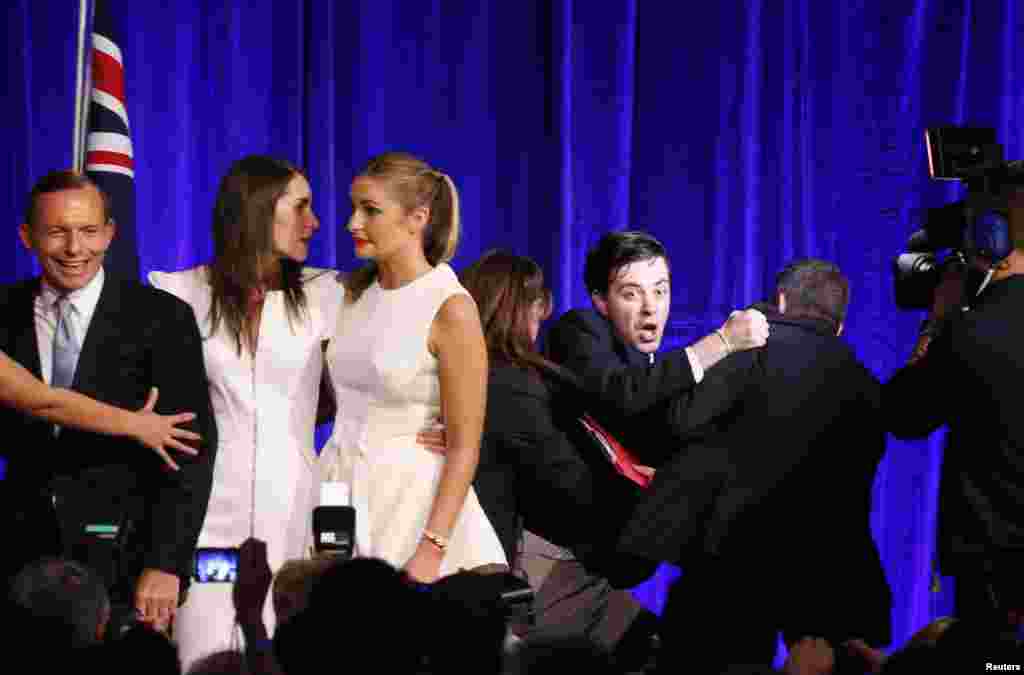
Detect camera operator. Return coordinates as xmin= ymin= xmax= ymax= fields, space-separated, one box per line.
xmin=885 ymin=187 xmax=1024 ymax=630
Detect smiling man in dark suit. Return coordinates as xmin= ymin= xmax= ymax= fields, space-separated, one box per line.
xmin=0 ymin=170 xmax=216 ymax=631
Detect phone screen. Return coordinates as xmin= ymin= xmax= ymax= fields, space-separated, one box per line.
xmin=193 ymin=547 xmax=239 ymax=583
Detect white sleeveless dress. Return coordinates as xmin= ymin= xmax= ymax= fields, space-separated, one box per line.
xmin=323 ymin=263 xmax=506 ymax=574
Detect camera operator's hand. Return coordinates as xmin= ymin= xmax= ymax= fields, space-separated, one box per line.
xmin=931 ymin=261 xmax=966 ymax=321
xmin=233 ymin=538 xmax=273 ymax=628
xmin=910 ymin=263 xmax=965 ymax=365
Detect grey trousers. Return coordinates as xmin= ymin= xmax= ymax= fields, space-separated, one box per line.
xmin=514 ymin=530 xmax=643 ymax=650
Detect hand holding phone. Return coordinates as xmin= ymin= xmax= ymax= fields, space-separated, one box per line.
xmin=233 ymin=538 xmax=273 ymax=627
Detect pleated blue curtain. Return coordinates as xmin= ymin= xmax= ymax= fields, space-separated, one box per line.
xmin=5 ymin=0 xmax=1024 ymax=649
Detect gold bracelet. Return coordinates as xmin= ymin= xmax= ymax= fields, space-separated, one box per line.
xmin=422 ymin=529 xmax=449 ymax=552
xmin=714 ymin=329 xmax=733 ymax=354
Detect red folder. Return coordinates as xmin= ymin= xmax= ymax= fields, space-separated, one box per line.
xmin=578 ymin=413 xmax=653 ymax=488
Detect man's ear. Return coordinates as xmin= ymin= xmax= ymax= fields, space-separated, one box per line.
xmin=18 ymin=223 xmax=34 ymax=251
xmin=591 ymin=291 xmax=609 ymax=318
xmin=777 ymin=291 xmax=787 ymax=314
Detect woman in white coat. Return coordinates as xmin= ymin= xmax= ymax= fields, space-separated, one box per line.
xmin=149 ymin=156 xmax=343 ymax=668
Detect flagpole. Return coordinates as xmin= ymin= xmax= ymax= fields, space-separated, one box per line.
xmin=81 ymin=0 xmax=96 ymax=171
xmin=73 ymin=0 xmax=90 ymax=172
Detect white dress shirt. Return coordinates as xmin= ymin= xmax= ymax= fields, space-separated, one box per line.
xmin=684 ymin=345 xmax=705 ymax=382
xmin=34 ymin=267 xmax=105 ymax=385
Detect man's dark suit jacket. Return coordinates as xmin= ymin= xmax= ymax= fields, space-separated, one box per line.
xmin=0 ymin=275 xmax=217 ymax=588
xmin=618 ymin=310 xmax=892 ymax=643
xmin=474 ymin=361 xmax=638 ymax=563
xmin=545 ymin=309 xmax=701 ymax=465
xmin=885 ymin=275 xmax=1024 ymax=575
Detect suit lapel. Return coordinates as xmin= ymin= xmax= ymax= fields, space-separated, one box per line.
xmin=621 ymin=341 xmax=651 ymax=368
xmin=11 ymin=278 xmax=44 ymax=379
xmin=73 ymin=278 xmax=122 ymax=394
xmin=6 ymin=279 xmax=54 ymax=440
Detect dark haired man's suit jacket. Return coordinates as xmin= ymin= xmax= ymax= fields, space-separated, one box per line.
xmin=543 ymin=307 xmax=716 ymax=582
xmin=545 ymin=308 xmax=701 ymax=465
xmin=0 ymin=275 xmax=217 ymax=592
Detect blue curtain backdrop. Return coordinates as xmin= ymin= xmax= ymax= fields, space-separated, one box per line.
xmin=4 ymin=0 xmax=1024 ymax=651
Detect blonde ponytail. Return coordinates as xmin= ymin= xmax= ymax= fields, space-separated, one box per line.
xmin=436 ymin=172 xmax=460 ymax=264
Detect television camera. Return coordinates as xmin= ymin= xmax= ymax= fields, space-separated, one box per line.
xmin=893 ymin=126 xmax=1023 ymax=309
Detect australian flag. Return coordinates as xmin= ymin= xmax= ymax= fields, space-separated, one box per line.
xmin=84 ymin=0 xmax=139 ymax=281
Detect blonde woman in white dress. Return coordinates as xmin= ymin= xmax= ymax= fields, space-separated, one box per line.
xmin=149 ymin=156 xmax=343 ymax=669
xmin=325 ymin=152 xmax=506 ymax=582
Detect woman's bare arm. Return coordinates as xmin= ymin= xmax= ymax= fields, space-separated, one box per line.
xmin=0 ymin=350 xmax=200 ymax=470
xmin=404 ymin=294 xmax=488 ymax=582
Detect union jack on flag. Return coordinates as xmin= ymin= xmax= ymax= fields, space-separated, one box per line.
xmin=84 ymin=0 xmax=139 ymax=280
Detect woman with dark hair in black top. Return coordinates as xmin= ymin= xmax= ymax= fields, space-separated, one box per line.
xmin=461 ymin=250 xmax=658 ymax=666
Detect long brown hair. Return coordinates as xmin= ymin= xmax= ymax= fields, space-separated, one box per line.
xmin=207 ymin=155 xmax=308 ymax=355
xmin=347 ymin=151 xmax=461 ymax=301
xmin=460 ymin=250 xmax=571 ymax=381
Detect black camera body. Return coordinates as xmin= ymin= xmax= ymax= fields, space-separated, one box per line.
xmin=893 ymin=126 xmax=1023 ymax=309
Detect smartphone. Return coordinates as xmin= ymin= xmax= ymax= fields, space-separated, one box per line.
xmin=193 ymin=546 xmax=239 ymax=583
